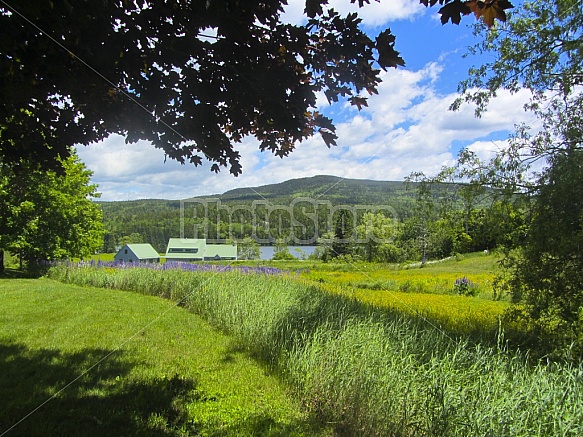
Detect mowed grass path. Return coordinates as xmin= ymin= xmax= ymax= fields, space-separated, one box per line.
xmin=0 ymin=279 xmax=328 ymax=436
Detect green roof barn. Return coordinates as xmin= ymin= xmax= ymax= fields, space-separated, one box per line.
xmin=165 ymin=238 xmax=206 ymax=261
xmin=114 ymin=244 xmax=160 ymax=263
xmin=204 ymin=243 xmax=237 ymax=261
xmin=165 ymin=238 xmax=237 ymax=261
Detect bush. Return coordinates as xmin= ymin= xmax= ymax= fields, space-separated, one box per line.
xmin=453 ymin=276 xmax=477 ymax=296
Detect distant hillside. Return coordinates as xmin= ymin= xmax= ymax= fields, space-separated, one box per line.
xmin=213 ymin=175 xmax=409 ymax=205
xmin=98 ymin=175 xmax=417 ymax=252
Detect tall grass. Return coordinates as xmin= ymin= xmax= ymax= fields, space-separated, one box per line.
xmin=48 ymin=264 xmax=583 ymax=436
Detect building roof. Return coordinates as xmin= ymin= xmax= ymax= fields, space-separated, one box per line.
xmin=165 ymin=238 xmax=237 ymax=260
xmin=166 ymin=238 xmax=206 ymax=249
xmin=165 ymin=238 xmax=206 ymax=259
xmin=122 ymin=244 xmax=160 ymax=259
xmin=205 ymin=244 xmax=237 ymax=259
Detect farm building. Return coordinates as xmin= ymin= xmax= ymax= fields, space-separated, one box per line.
xmin=204 ymin=243 xmax=237 ymax=261
xmin=165 ymin=238 xmax=205 ymax=261
xmin=114 ymin=244 xmax=160 ymax=263
xmin=165 ymin=238 xmax=237 ymax=261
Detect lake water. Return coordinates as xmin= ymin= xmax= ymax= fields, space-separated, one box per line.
xmin=259 ymin=246 xmax=317 ymax=260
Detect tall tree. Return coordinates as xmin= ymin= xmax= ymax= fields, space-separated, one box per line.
xmin=405 ymin=172 xmax=440 ymax=264
xmin=452 ymin=0 xmax=583 ymax=358
xmin=0 ymin=0 xmax=510 ymax=174
xmin=0 ymin=153 xmax=104 ymax=271
xmin=503 ymin=148 xmax=583 ymax=355
xmin=453 ymin=0 xmax=582 ymax=118
xmin=331 ymin=208 xmax=354 ymax=258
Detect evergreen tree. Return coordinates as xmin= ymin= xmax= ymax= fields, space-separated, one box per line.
xmin=331 ymin=209 xmax=354 ymax=258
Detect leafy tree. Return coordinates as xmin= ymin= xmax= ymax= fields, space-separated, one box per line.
xmin=426 ymin=218 xmax=456 ymax=259
xmin=292 ymin=247 xmax=309 ymax=260
xmin=0 ymin=153 xmax=104 ymax=271
xmin=499 ymin=148 xmax=583 ymax=358
xmin=312 ymin=230 xmax=335 ymax=261
xmin=457 ymin=182 xmax=486 ymax=234
xmin=118 ymin=233 xmax=144 ymax=247
xmin=453 ymin=0 xmax=582 ymax=118
xmin=452 ymin=0 xmax=583 ymax=358
xmin=469 ymin=201 xmax=527 ymax=250
xmin=355 ymin=212 xmax=401 ymax=262
xmin=405 ymin=172 xmax=441 ymax=264
xmin=403 ymin=170 xmax=499 ymax=259
xmin=272 ymin=238 xmax=294 ymax=260
xmin=1 ymin=0 xmax=510 ymax=174
xmin=237 ymin=237 xmax=261 ymax=260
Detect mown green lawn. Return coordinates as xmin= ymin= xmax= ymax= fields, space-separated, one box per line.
xmin=0 ymin=278 xmax=329 ymax=436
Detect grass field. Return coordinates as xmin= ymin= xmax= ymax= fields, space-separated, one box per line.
xmin=0 ymin=279 xmax=329 ymax=436
xmin=45 ymin=261 xmax=583 ymax=436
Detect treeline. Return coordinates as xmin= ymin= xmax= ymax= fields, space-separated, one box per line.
xmin=99 ymin=200 xmax=182 ymax=253
xmin=314 ymin=183 xmax=524 ymax=263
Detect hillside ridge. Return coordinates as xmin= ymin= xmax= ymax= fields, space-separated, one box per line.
xmin=190 ymin=174 xmax=409 ymax=203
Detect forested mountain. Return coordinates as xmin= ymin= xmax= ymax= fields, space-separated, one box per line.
xmin=216 ymin=175 xmax=409 ymax=205
xmin=99 ymin=176 xmax=418 ymax=252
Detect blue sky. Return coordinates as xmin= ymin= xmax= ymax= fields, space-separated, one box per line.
xmin=76 ymin=0 xmax=535 ymax=201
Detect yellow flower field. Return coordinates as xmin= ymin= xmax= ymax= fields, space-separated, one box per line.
xmin=324 ymin=283 xmax=507 ymax=336
xmin=299 ymin=253 xmax=508 ymax=337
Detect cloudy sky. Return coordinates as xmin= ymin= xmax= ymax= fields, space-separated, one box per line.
xmin=76 ymin=0 xmax=536 ymax=201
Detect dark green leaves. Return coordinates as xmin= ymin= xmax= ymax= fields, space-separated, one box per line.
xmin=0 ymin=0 xmax=403 ymax=174
xmin=0 ymin=0 xmax=506 ymax=175
xmin=305 ymin=0 xmax=326 ymax=18
xmin=350 ymin=96 xmax=369 ymax=110
xmin=314 ymin=113 xmax=337 ymax=147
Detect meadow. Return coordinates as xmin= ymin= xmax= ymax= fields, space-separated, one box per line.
xmin=295 ymin=252 xmax=507 ymax=339
xmin=44 ymin=257 xmax=583 ymax=436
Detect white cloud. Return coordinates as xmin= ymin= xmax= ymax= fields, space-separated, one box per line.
xmin=78 ymin=61 xmax=538 ymax=201
xmin=281 ymin=0 xmax=424 ymax=26
xmin=76 ymin=137 xmax=262 ymax=200
xmin=281 ymin=0 xmax=307 ymax=25
xmin=328 ymin=0 xmax=424 ymax=26
xmin=466 ymin=140 xmax=508 ymax=162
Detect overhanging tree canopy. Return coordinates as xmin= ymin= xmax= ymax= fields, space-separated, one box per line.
xmin=0 ymin=0 xmax=511 ymax=174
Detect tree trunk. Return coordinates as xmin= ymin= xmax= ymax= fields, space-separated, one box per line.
xmin=0 ymin=250 xmax=4 ymax=274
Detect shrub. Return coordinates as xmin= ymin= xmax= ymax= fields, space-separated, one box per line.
xmin=453 ymin=276 xmax=477 ymax=296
